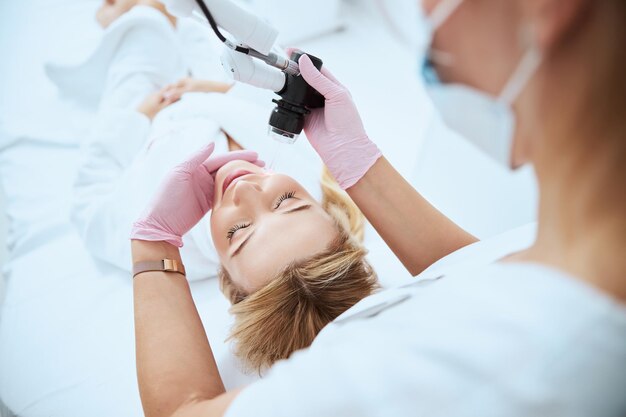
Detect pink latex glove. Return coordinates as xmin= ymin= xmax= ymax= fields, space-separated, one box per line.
xmin=297 ymin=54 xmax=382 ymax=189
xmin=131 ymin=142 xmax=264 ymax=247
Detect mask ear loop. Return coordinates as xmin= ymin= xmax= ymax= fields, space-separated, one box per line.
xmin=499 ymin=47 xmax=543 ymax=105
xmin=424 ymin=0 xmax=465 ymax=69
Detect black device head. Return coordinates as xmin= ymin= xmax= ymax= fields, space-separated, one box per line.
xmin=268 ymin=51 xmax=325 ymax=143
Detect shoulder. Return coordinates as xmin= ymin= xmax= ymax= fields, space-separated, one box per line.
xmin=420 ymin=222 xmax=537 ymax=274
xmin=225 ymin=262 xmax=626 ymax=417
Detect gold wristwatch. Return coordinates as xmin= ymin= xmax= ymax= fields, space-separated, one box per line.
xmin=132 ymin=259 xmax=186 ymax=278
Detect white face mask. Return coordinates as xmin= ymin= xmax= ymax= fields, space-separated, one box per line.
xmin=417 ymin=0 xmax=542 ymax=169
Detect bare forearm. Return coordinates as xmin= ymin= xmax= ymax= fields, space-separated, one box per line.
xmin=348 ymin=157 xmax=477 ymax=275
xmin=197 ymin=80 xmax=233 ymax=94
xmin=132 ymin=240 xmax=226 ymax=417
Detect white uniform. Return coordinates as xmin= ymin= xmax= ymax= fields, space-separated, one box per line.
xmin=226 ymin=224 xmax=626 ymax=417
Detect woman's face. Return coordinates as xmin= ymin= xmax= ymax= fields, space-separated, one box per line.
xmin=210 ymin=160 xmax=339 ymax=294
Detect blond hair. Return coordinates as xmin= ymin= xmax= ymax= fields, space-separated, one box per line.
xmin=219 ymin=167 xmax=378 ymax=372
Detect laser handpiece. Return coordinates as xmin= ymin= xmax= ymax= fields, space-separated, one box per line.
xmin=171 ymin=0 xmax=325 ymax=144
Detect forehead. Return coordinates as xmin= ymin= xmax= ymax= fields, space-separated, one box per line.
xmin=227 ymin=204 xmax=339 ymax=293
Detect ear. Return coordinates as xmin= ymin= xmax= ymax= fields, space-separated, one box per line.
xmin=524 ymin=0 xmax=590 ymax=50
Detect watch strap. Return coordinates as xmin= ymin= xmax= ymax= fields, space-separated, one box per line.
xmin=133 ymin=259 xmax=186 ymax=278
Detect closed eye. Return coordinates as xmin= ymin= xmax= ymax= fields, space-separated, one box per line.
xmin=274 ymin=191 xmax=297 ymax=209
xmin=226 ymin=223 xmax=250 ymax=240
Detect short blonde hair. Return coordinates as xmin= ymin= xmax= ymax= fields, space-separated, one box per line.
xmin=219 ymin=167 xmax=378 ymax=372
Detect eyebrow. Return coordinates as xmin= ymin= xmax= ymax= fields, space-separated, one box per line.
xmin=230 ymin=204 xmax=312 ymax=258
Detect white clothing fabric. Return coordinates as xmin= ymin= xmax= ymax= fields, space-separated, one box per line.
xmin=46 ymin=6 xmax=184 ymax=112
xmin=226 ymin=223 xmax=626 ymax=417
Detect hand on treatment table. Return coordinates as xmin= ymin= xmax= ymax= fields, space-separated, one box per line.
xmin=163 ymin=77 xmax=234 ymax=99
xmin=131 ymin=143 xmax=264 ymax=247
xmin=136 ymin=87 xmax=180 ymax=120
xmin=297 ymin=54 xmax=382 ymax=189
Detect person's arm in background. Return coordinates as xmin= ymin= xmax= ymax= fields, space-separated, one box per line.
xmin=131 ymin=145 xmax=261 ymax=417
xmin=72 ymin=14 xmax=186 ymax=270
xmin=297 ymin=55 xmax=477 ymax=276
xmin=72 ymin=90 xmax=178 ymax=271
xmin=162 ymin=77 xmax=234 ymax=96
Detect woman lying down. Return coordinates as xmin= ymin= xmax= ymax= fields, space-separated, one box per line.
xmin=135 ymin=86 xmax=379 ymax=372
xmin=56 ymin=0 xmax=379 ymax=376
xmin=135 ymin=143 xmax=379 ymax=371
xmin=89 ymin=81 xmax=379 ymax=373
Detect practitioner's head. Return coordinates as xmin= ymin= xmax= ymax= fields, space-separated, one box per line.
xmin=210 ymin=160 xmax=378 ymax=371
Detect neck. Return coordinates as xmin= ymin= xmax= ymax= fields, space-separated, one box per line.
xmin=527 ymin=148 xmax=626 ymax=301
xmin=518 ymin=1 xmax=626 ymax=301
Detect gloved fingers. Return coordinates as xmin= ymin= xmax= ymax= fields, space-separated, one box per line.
xmin=181 ymin=142 xmax=216 ymax=171
xmin=202 ymin=150 xmax=262 ymax=173
xmin=285 ymin=48 xmax=344 ymax=88
xmin=284 ymin=46 xmax=299 ymax=58
xmin=298 ymin=54 xmax=343 ymax=98
xmin=319 ymin=66 xmax=345 ymax=88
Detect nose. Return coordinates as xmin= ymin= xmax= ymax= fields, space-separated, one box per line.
xmin=232 ymin=179 xmax=264 ymax=207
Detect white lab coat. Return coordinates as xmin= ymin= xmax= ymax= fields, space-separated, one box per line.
xmin=226 ymin=223 xmax=626 ymax=417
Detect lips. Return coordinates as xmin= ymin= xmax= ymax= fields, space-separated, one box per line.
xmin=222 ymin=169 xmax=253 ymax=195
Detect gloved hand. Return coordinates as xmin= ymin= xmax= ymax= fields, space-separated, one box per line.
xmin=297 ymin=54 xmax=382 ymax=189
xmin=131 ymin=142 xmax=264 ymax=247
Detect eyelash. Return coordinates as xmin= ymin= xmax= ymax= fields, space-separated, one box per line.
xmin=226 ymin=223 xmax=250 ymax=240
xmin=274 ymin=191 xmax=296 ymax=209
xmin=226 ymin=191 xmax=297 ymax=240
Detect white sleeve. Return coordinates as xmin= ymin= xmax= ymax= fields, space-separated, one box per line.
xmin=70 ymin=9 xmax=190 ymax=273
xmin=99 ymin=23 xmax=184 ymax=110
xmin=72 ymin=108 xmax=152 ymax=272
xmin=72 ymin=107 xmax=223 ymax=278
